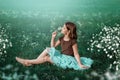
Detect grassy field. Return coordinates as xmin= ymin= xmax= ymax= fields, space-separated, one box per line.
xmin=0 ymin=10 xmax=120 ymax=80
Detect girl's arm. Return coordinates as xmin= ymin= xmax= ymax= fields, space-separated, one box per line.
xmin=51 ymin=37 xmax=55 ymax=47
xmin=51 ymin=31 xmax=60 ymax=47
xmin=72 ymin=43 xmax=88 ymax=68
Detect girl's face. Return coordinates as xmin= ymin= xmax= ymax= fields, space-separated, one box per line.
xmin=61 ymin=24 xmax=69 ymax=35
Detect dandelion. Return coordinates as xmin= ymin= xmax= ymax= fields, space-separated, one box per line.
xmin=57 ymin=27 xmax=62 ymax=32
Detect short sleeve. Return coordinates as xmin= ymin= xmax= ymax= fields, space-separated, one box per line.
xmin=59 ymin=36 xmax=63 ymax=42
xmin=71 ymin=39 xmax=77 ymax=46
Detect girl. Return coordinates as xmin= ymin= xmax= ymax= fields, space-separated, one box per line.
xmin=16 ymin=22 xmax=93 ymax=70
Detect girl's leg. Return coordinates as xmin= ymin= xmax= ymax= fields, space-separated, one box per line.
xmin=16 ymin=55 xmax=52 ymax=66
xmin=16 ymin=48 xmax=53 ymax=66
xmin=36 ymin=48 xmax=50 ymax=59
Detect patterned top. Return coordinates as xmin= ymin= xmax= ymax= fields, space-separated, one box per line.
xmin=59 ymin=36 xmax=77 ymax=56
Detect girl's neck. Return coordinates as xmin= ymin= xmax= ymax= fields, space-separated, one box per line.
xmin=63 ymin=35 xmax=70 ymax=41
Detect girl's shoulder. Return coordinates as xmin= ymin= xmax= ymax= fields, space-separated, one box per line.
xmin=71 ymin=39 xmax=77 ymax=46
xmin=59 ymin=36 xmax=64 ymax=41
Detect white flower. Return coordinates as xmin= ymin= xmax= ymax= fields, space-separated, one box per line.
xmin=3 ymin=43 xmax=6 ymax=49
xmin=90 ymin=40 xmax=93 ymax=42
xmin=87 ymin=48 xmax=90 ymax=50
xmin=99 ymin=32 xmax=102 ymax=35
xmin=104 ymin=49 xmax=107 ymax=51
xmin=108 ymin=42 xmax=111 ymax=44
xmin=118 ymin=31 xmax=120 ymax=35
xmin=113 ymin=50 xmax=116 ymax=53
xmin=97 ymin=49 xmax=100 ymax=52
xmin=105 ymin=51 xmax=108 ymax=54
xmin=115 ymin=23 xmax=120 ymax=27
xmin=104 ymin=27 xmax=108 ymax=31
xmin=9 ymin=42 xmax=12 ymax=47
xmin=107 ymin=54 xmax=110 ymax=57
xmin=91 ymin=48 xmax=93 ymax=51
xmin=109 ymin=64 xmax=112 ymax=69
xmin=96 ymin=44 xmax=102 ymax=48
xmin=111 ymin=48 xmax=114 ymax=50
xmin=4 ymin=51 xmax=7 ymax=53
xmin=91 ymin=71 xmax=98 ymax=76
xmin=106 ymin=35 xmax=110 ymax=39
xmin=0 ymin=52 xmax=2 ymax=55
xmin=5 ymin=39 xmax=8 ymax=42
xmin=112 ymin=44 xmax=116 ymax=46
xmin=92 ymin=36 xmax=95 ymax=39
xmin=109 ymin=55 xmax=113 ymax=58
xmin=116 ymin=65 xmax=118 ymax=71
xmin=108 ymin=46 xmax=111 ymax=49
xmin=113 ymin=61 xmax=117 ymax=64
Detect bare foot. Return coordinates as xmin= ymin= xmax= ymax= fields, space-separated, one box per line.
xmin=15 ymin=57 xmax=32 ymax=66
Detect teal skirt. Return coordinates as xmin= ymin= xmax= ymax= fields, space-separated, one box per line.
xmin=46 ymin=47 xmax=93 ymax=70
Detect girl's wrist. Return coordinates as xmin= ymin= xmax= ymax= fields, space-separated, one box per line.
xmin=52 ymin=36 xmax=55 ymax=38
xmin=52 ymin=37 xmax=55 ymax=39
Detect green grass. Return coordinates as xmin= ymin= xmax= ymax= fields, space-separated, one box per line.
xmin=0 ymin=10 xmax=120 ymax=80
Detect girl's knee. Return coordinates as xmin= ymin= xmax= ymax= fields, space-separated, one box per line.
xmin=45 ymin=47 xmax=50 ymax=53
xmin=44 ymin=56 xmax=50 ymax=62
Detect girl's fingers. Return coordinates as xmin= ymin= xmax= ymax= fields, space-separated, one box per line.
xmin=80 ymin=65 xmax=89 ymax=69
xmin=52 ymin=31 xmax=57 ymax=35
xmin=52 ymin=31 xmax=57 ymax=38
xmin=53 ymin=31 xmax=57 ymax=34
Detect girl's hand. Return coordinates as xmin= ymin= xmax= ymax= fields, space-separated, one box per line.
xmin=52 ymin=31 xmax=57 ymax=38
xmin=79 ymin=64 xmax=89 ymax=69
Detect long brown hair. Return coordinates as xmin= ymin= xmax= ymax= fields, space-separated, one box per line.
xmin=65 ymin=22 xmax=77 ymax=40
